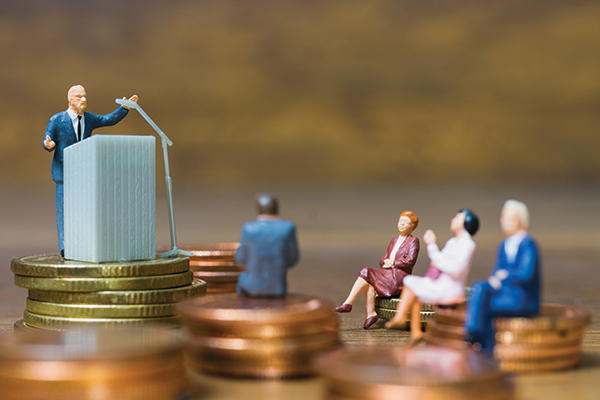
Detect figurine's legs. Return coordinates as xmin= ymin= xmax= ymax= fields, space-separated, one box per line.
xmin=465 ymin=280 xmax=496 ymax=352
xmin=55 ymin=182 xmax=64 ymax=254
xmin=365 ymin=285 xmax=377 ymax=318
xmin=409 ymin=300 xmax=423 ymax=340
xmin=342 ymin=277 xmax=370 ymax=306
xmin=385 ymin=287 xmax=417 ymax=329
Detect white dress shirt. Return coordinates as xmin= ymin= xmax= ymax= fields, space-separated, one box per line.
xmin=67 ymin=108 xmax=85 ymax=141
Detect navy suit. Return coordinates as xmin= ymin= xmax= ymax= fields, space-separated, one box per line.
xmin=43 ymin=107 xmax=129 ymax=251
xmin=465 ymin=235 xmax=541 ymax=352
xmin=236 ymin=218 xmax=299 ymax=297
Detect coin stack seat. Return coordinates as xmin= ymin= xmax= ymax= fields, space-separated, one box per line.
xmin=11 ymin=254 xmax=207 ymax=330
xmin=170 ymin=243 xmax=243 ymax=294
xmin=425 ymin=303 xmax=591 ymax=373
xmin=0 ymin=327 xmax=190 ymax=400
xmin=178 ymin=293 xmax=340 ymax=378
xmin=315 ymin=345 xmax=515 ymax=400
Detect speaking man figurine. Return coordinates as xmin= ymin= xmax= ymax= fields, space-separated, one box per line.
xmin=465 ymin=200 xmax=541 ymax=352
xmin=236 ymin=193 xmax=299 ymax=297
xmin=42 ymin=85 xmax=138 ymax=257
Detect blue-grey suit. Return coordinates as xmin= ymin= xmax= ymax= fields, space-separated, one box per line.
xmin=235 ymin=218 xmax=299 ymax=297
xmin=465 ymin=235 xmax=541 ymax=352
xmin=42 ymin=106 xmax=129 ymax=251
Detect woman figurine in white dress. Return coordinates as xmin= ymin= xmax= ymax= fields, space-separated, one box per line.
xmin=385 ymin=209 xmax=479 ymax=345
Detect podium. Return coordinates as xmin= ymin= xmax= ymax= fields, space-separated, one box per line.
xmin=63 ymin=135 xmax=156 ymax=263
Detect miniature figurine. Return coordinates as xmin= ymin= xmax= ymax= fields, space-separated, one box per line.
xmin=43 ymin=85 xmax=138 ymax=257
xmin=335 ymin=211 xmax=420 ymax=329
xmin=465 ymin=200 xmax=541 ymax=353
xmin=235 ymin=193 xmax=299 ymax=297
xmin=385 ymin=209 xmax=479 ymax=346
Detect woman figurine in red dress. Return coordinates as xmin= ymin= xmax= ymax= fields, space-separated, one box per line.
xmin=335 ymin=211 xmax=420 ymax=329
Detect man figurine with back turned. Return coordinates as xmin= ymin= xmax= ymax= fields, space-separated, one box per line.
xmin=465 ymin=200 xmax=541 ymax=353
xmin=236 ymin=193 xmax=299 ymax=297
xmin=42 ymin=85 xmax=138 ymax=257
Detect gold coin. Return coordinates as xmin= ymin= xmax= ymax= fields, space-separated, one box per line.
xmin=178 ymin=293 xmax=335 ymax=326
xmin=29 ymin=279 xmax=206 ymax=305
xmin=23 ymin=311 xmax=181 ymax=330
xmin=11 ymin=254 xmax=190 ymax=278
xmin=13 ymin=319 xmax=39 ymax=331
xmin=375 ymin=307 xmax=435 ymax=323
xmin=15 ymin=270 xmax=193 ymax=292
xmin=494 ymin=342 xmax=582 ymax=361
xmin=495 ymin=328 xmax=584 ymax=345
xmin=499 ymin=354 xmax=580 ymax=373
xmin=425 ymin=318 xmax=466 ymax=340
xmin=26 ymin=298 xmax=178 ymax=318
xmin=375 ymin=297 xmax=437 ymax=312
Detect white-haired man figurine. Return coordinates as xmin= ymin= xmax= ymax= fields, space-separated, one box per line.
xmin=465 ymin=200 xmax=541 ymax=352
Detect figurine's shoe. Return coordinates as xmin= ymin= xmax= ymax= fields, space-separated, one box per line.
xmin=335 ymin=304 xmax=353 ymax=313
xmin=385 ymin=318 xmax=408 ymax=330
xmin=363 ymin=315 xmax=379 ymax=329
xmin=407 ymin=336 xmax=424 ymax=347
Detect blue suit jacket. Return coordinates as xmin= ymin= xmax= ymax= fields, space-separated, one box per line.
xmin=491 ymin=235 xmax=541 ymax=315
xmin=42 ymin=107 xmax=129 ymax=182
xmin=236 ymin=219 xmax=299 ymax=297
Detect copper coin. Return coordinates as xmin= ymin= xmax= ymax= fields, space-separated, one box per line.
xmin=495 ymin=304 xmax=591 ymax=332
xmin=164 ymin=243 xmax=239 ymax=261
xmin=192 ymin=270 xmax=241 ymax=283
xmin=425 ymin=318 xmax=466 ymax=340
xmin=187 ymin=357 xmax=315 ymax=378
xmin=495 ymin=328 xmax=584 ymax=345
xmin=494 ymin=342 xmax=582 ymax=361
xmin=424 ymin=333 xmax=471 ymax=349
xmin=499 ymin=354 xmax=580 ymax=373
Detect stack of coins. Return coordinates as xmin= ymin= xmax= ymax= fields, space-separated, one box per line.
xmin=426 ymin=303 xmax=591 ymax=372
xmin=0 ymin=327 xmax=190 ymax=400
xmin=177 ymin=243 xmax=242 ymax=294
xmin=12 ymin=254 xmax=206 ymax=330
xmin=374 ymin=297 xmax=436 ymax=323
xmin=178 ymin=293 xmax=340 ymax=378
xmin=315 ymin=345 xmax=514 ymax=400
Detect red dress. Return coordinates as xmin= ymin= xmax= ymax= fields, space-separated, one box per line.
xmin=359 ymin=235 xmax=420 ymax=297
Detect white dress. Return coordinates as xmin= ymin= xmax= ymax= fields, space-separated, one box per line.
xmin=403 ymin=231 xmax=476 ymax=304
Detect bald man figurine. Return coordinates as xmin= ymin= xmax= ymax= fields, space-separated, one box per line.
xmin=43 ymin=85 xmax=138 ymax=257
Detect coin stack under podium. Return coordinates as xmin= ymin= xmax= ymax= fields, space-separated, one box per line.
xmin=426 ymin=303 xmax=591 ymax=372
xmin=315 ymin=345 xmax=515 ymax=400
xmin=178 ymin=293 xmax=340 ymax=378
xmin=374 ymin=297 xmax=436 ymax=324
xmin=177 ymin=243 xmax=243 ymax=294
xmin=11 ymin=254 xmax=206 ymax=330
xmin=0 ymin=327 xmax=190 ymax=400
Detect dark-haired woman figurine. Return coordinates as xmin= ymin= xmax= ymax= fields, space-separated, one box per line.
xmin=385 ymin=209 xmax=479 ymax=345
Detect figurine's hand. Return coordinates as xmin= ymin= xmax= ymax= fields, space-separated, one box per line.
xmin=495 ymin=269 xmax=509 ymax=280
xmin=121 ymin=95 xmax=139 ymax=109
xmin=44 ymin=135 xmax=55 ymax=149
xmin=423 ymin=229 xmax=436 ymax=245
xmin=488 ymin=275 xmax=502 ymax=290
xmin=382 ymin=259 xmax=394 ymax=268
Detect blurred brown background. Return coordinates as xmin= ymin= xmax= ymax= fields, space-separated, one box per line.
xmin=1 ymin=0 xmax=599 ymax=185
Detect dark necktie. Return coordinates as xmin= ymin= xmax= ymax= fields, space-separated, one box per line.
xmin=77 ymin=115 xmax=82 ymax=142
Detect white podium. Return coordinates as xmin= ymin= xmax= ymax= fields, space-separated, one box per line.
xmin=63 ymin=135 xmax=156 ymax=263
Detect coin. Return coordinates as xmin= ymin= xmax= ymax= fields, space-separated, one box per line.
xmin=315 ymin=346 xmax=513 ymax=400
xmin=425 ymin=333 xmax=471 ymax=349
xmin=190 ymin=261 xmax=244 ymax=272
xmin=494 ymin=342 xmax=582 ymax=360
xmin=23 ymin=310 xmax=181 ymax=329
xmin=425 ymin=318 xmax=466 ymax=340
xmin=375 ymin=297 xmax=437 ymax=312
xmin=164 ymin=243 xmax=239 ymax=261
xmin=499 ymin=354 xmax=580 ymax=373
xmin=495 ymin=304 xmax=591 ymax=332
xmin=28 ymin=279 xmax=206 ymax=305
xmin=375 ymin=307 xmax=435 ymax=323
xmin=433 ymin=306 xmax=466 ymax=326
xmin=13 ymin=319 xmax=39 ymax=331
xmin=495 ymin=328 xmax=584 ymax=345
xmin=11 ymin=254 xmax=190 ymax=278
xmin=192 ymin=271 xmax=241 ymax=283
xmin=15 ymin=270 xmax=193 ymax=292
xmin=178 ymin=293 xmax=335 ymax=326
xmin=187 ymin=357 xmax=314 ymax=379
xmin=26 ymin=298 xmax=178 ymax=318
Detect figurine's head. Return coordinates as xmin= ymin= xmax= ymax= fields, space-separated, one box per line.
xmin=398 ymin=211 xmax=418 ymax=236
xmin=500 ymin=200 xmax=528 ymax=237
xmin=255 ymin=193 xmax=278 ymax=216
xmin=68 ymin=85 xmax=87 ymax=114
xmin=452 ymin=209 xmax=479 ymax=236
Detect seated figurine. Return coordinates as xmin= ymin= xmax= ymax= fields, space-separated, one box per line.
xmin=385 ymin=209 xmax=479 ymax=345
xmin=236 ymin=193 xmax=299 ymax=297
xmin=335 ymin=211 xmax=420 ymax=329
xmin=465 ymin=200 xmax=541 ymax=352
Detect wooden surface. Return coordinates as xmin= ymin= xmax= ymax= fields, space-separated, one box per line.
xmin=1 ymin=182 xmax=599 ymax=399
